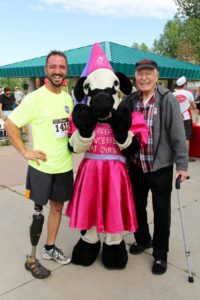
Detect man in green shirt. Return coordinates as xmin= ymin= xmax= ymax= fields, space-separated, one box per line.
xmin=5 ymin=50 xmax=73 ymax=279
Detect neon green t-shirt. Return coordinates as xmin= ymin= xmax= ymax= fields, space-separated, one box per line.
xmin=9 ymin=85 xmax=73 ymax=174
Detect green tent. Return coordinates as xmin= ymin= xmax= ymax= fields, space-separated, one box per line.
xmin=0 ymin=41 xmax=200 ymax=80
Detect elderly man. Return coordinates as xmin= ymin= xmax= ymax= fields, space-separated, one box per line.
xmin=120 ymin=59 xmax=188 ymax=275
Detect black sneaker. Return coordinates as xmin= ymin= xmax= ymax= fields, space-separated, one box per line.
xmin=152 ymin=259 xmax=167 ymax=275
xmin=129 ymin=241 xmax=152 ymax=255
xmin=189 ymin=157 xmax=196 ymax=162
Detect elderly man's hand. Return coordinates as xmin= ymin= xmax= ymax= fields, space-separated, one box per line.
xmin=176 ymin=170 xmax=189 ymax=182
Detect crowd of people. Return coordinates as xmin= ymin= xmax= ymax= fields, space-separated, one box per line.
xmin=2 ymin=50 xmax=197 ymax=279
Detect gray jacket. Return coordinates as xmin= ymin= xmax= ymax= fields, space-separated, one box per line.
xmin=122 ymin=84 xmax=188 ymax=171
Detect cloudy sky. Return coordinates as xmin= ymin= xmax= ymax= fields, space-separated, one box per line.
xmin=0 ymin=0 xmax=178 ymax=65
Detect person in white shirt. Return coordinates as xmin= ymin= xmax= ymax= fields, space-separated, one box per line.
xmin=14 ymin=86 xmax=24 ymax=105
xmin=173 ymin=76 xmax=197 ymax=151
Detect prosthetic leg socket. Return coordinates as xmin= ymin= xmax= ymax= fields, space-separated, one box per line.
xmin=30 ymin=213 xmax=44 ymax=246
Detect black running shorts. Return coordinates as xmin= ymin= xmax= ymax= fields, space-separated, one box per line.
xmin=184 ymin=119 xmax=193 ymax=140
xmin=26 ymin=166 xmax=74 ymax=206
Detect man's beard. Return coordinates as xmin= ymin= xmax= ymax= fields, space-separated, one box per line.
xmin=47 ymin=74 xmax=65 ymax=87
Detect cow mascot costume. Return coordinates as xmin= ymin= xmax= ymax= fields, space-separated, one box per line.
xmin=66 ymin=43 xmax=148 ymax=269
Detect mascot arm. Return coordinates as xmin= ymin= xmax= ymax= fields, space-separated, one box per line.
xmin=69 ymin=130 xmax=94 ymax=154
xmin=111 ymin=106 xmax=132 ymax=146
xmin=115 ymin=130 xmax=134 ymax=150
xmin=121 ymin=136 xmax=140 ymax=155
xmin=112 ymin=110 xmax=149 ymax=151
xmin=72 ymin=104 xmax=97 ymax=138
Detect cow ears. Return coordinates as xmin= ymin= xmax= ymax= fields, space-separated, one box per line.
xmin=74 ymin=73 xmax=132 ymax=101
xmin=115 ymin=72 xmax=132 ymax=95
xmin=74 ymin=76 xmax=87 ymax=101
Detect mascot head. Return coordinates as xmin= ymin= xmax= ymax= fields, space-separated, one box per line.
xmin=74 ymin=43 xmax=132 ymax=119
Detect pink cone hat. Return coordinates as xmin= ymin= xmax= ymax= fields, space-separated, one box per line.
xmin=82 ymin=43 xmax=113 ymax=76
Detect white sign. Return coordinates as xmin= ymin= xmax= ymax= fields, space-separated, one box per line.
xmin=0 ymin=119 xmax=8 ymax=140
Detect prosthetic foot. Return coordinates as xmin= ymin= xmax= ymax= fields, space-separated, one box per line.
xmin=25 ymin=205 xmax=51 ymax=279
xmin=25 ymin=256 xmax=51 ymax=279
xmin=102 ymin=240 xmax=128 ymax=270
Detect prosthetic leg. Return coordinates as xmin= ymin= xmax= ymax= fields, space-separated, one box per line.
xmin=102 ymin=233 xmax=128 ymax=269
xmin=72 ymin=227 xmax=101 ymax=266
xmin=25 ymin=204 xmax=51 ymax=279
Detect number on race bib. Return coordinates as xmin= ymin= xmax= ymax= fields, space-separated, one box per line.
xmin=53 ymin=118 xmax=69 ymax=139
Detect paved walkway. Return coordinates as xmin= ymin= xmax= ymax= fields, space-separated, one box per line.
xmin=0 ymin=145 xmax=200 ymax=300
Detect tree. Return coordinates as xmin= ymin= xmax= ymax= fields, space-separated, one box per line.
xmin=152 ymin=16 xmax=200 ymax=63
xmin=0 ymin=78 xmax=29 ymax=92
xmin=132 ymin=42 xmax=150 ymax=52
xmin=174 ymin=0 xmax=200 ymax=18
xmin=181 ymin=17 xmax=200 ymax=62
xmin=176 ymin=39 xmax=198 ymax=63
xmin=152 ymin=18 xmax=183 ymax=58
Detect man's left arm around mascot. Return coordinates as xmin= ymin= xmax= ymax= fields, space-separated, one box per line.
xmin=66 ymin=70 xmax=148 ymax=270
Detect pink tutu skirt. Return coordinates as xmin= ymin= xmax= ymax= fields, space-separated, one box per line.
xmin=66 ymin=158 xmax=138 ymax=233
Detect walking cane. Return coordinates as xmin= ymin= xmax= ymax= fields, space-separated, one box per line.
xmin=175 ymin=175 xmax=194 ymax=283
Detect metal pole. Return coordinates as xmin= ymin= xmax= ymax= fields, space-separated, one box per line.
xmin=175 ymin=176 xmax=194 ymax=283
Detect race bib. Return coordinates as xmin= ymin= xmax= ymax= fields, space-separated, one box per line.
xmin=53 ymin=118 xmax=69 ymax=139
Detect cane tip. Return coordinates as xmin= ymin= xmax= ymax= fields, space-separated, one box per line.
xmin=188 ymin=276 xmax=194 ymax=283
